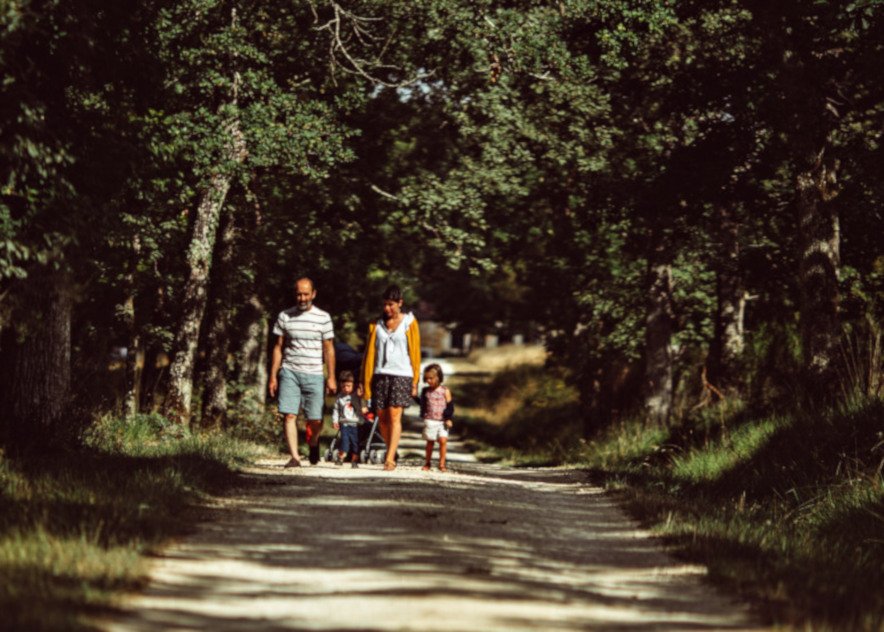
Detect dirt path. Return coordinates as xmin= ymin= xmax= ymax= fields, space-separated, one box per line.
xmin=102 ymin=412 xmax=763 ymax=632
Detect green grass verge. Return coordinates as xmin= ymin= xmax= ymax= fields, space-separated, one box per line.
xmin=0 ymin=413 xmax=267 ymax=631
xmin=455 ymin=365 xmax=884 ymax=630
xmin=452 ymin=365 xmax=584 ymax=465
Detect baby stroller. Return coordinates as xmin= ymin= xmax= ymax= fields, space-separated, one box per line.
xmin=324 ymin=411 xmax=390 ymax=465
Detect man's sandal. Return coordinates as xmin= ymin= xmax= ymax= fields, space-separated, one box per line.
xmin=284 ymin=458 xmax=302 ymax=468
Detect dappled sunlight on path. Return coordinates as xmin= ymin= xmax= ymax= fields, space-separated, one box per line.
xmin=101 ymin=431 xmax=762 ymax=631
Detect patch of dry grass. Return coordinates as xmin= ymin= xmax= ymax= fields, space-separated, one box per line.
xmin=454 ymin=344 xmax=547 ymax=373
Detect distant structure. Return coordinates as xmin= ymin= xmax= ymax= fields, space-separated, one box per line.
xmin=413 ymin=300 xmax=530 ymax=357
xmin=413 ymin=301 xmax=453 ymax=357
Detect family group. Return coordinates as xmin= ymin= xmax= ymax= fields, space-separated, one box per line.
xmin=267 ymin=278 xmax=455 ymax=472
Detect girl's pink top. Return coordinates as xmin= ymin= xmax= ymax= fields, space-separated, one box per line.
xmin=424 ymin=386 xmax=448 ymax=421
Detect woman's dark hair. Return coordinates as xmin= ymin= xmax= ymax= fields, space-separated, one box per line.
xmin=382 ymin=284 xmax=403 ymax=302
xmin=424 ymin=363 xmax=444 ymax=383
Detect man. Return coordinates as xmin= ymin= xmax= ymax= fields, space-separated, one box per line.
xmin=269 ymin=277 xmax=336 ymax=466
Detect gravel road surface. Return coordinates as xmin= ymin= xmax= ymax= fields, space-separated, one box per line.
xmin=102 ymin=413 xmax=762 ymax=631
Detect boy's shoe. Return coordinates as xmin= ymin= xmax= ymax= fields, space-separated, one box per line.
xmin=351 ymin=461 xmax=359 ymax=469
xmin=308 ymin=445 xmax=320 ymax=465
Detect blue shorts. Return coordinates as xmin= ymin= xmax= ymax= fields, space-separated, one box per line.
xmin=278 ymin=369 xmax=325 ymax=419
xmin=339 ymin=425 xmax=359 ymax=454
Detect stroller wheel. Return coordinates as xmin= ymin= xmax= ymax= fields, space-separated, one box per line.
xmin=324 ymin=449 xmax=334 ymax=462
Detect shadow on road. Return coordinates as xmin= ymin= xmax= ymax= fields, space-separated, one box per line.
xmin=102 ymin=464 xmax=759 ymax=631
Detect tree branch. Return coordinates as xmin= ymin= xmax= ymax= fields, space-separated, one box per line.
xmin=313 ymin=1 xmax=432 ymax=88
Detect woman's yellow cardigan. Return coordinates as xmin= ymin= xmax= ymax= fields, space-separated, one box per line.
xmin=361 ymin=316 xmax=422 ymax=400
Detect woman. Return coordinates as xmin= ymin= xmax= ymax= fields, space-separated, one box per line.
xmin=361 ymin=284 xmax=421 ymax=471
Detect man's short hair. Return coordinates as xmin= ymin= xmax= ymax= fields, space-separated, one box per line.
xmin=339 ymin=370 xmax=355 ymax=383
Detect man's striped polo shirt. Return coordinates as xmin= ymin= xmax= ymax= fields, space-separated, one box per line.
xmin=272 ymin=306 xmax=334 ymax=375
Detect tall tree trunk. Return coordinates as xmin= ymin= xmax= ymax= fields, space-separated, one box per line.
xmin=200 ymin=207 xmax=237 ymax=429
xmin=0 ymin=268 xmax=72 ymax=447
xmin=710 ymin=204 xmax=745 ymax=389
xmin=234 ymin=293 xmax=269 ymax=417
xmin=797 ymin=152 xmax=840 ymax=390
xmin=163 ymin=171 xmax=236 ymax=424
xmin=122 ymin=234 xmax=142 ymax=419
xmin=122 ymin=294 xmax=142 ymax=419
xmin=643 ymin=250 xmax=675 ymax=426
xmin=230 ymin=186 xmax=268 ymax=421
xmin=162 ymin=7 xmax=246 ymax=425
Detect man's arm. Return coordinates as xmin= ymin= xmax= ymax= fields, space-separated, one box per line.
xmin=323 ymin=338 xmax=337 ymax=394
xmin=268 ymin=335 xmax=284 ymax=397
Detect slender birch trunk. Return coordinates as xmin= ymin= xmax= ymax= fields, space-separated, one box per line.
xmin=711 ymin=205 xmax=745 ymax=388
xmin=234 ymin=293 xmax=269 ymax=416
xmin=230 ymin=190 xmax=268 ymax=420
xmin=797 ymin=153 xmax=840 ymax=390
xmin=163 ymin=7 xmax=246 ymax=425
xmin=122 ymin=294 xmax=142 ymax=419
xmin=643 ymin=250 xmax=675 ymax=426
xmin=123 ymin=234 xmax=142 ymax=419
xmin=163 ymin=168 xmax=238 ymax=424
xmin=200 ymin=207 xmax=237 ymax=429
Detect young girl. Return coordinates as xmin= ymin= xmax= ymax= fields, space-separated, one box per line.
xmin=418 ymin=363 xmax=454 ymax=472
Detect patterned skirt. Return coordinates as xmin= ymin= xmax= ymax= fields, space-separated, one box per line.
xmin=372 ymin=374 xmax=414 ymax=410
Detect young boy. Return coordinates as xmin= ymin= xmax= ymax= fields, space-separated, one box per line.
xmin=332 ymin=370 xmax=366 ymax=467
xmin=418 ymin=363 xmax=454 ymax=472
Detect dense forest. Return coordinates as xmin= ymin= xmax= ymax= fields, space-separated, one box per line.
xmin=1 ymin=0 xmax=881 ymax=440
xmin=2 ymin=2 xmax=883 ymax=629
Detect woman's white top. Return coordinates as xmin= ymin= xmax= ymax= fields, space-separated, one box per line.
xmin=374 ymin=312 xmax=414 ymax=378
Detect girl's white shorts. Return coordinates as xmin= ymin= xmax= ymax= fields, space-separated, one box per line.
xmin=422 ymin=419 xmax=449 ymax=441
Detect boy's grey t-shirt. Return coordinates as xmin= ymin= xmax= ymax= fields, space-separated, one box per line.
xmin=272 ymin=306 xmax=334 ymax=375
xmin=333 ymin=394 xmax=363 ymax=426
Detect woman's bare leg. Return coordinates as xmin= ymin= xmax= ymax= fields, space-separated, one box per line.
xmin=378 ymin=408 xmax=391 ymax=445
xmin=384 ymin=406 xmax=403 ymax=469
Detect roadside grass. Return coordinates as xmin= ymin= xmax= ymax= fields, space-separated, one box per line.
xmin=455 ymin=364 xmax=884 ymax=630
xmin=0 ymin=413 xmax=267 ymax=631
xmin=456 ymin=343 xmax=547 ymax=373
xmin=229 ymin=400 xmax=340 ymax=458
xmin=451 ymin=364 xmax=582 ymax=465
